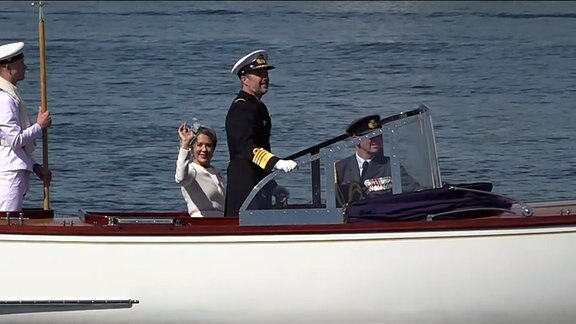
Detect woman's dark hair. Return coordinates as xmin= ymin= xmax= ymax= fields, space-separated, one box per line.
xmin=193 ymin=126 xmax=218 ymax=148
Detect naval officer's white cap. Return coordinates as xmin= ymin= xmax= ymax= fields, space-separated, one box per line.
xmin=0 ymin=42 xmax=25 ymax=64
xmin=231 ymin=49 xmax=275 ymax=77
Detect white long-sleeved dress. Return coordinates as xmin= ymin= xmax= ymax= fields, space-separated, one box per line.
xmin=175 ymin=148 xmax=226 ymax=217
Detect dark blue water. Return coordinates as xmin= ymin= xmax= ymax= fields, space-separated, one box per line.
xmin=1 ymin=1 xmax=574 ymax=215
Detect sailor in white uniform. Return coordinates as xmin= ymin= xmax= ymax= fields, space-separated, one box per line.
xmin=0 ymin=41 xmax=52 ymax=211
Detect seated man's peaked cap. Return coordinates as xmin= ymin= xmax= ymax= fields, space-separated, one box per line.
xmin=346 ymin=115 xmax=381 ymax=136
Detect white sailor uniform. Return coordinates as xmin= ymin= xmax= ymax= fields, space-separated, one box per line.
xmin=0 ymin=42 xmax=43 ymax=211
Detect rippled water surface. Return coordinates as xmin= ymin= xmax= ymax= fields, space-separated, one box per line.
xmin=0 ymin=1 xmax=574 ymax=215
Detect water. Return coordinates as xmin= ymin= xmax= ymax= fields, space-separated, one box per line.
xmin=0 ymin=1 xmax=574 ymax=216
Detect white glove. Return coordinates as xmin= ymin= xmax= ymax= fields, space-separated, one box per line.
xmin=273 ymin=159 xmax=298 ymax=173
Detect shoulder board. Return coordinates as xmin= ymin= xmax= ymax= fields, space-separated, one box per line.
xmin=233 ymin=98 xmax=246 ymax=104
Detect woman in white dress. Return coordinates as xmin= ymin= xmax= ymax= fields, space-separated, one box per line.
xmin=175 ymin=123 xmax=226 ymax=217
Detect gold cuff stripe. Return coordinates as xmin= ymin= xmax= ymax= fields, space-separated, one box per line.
xmin=253 ymin=149 xmax=272 ymax=166
xmin=253 ymin=150 xmax=266 ymax=166
xmin=252 ymin=148 xmax=274 ymax=169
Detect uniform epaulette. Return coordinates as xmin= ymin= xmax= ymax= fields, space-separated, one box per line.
xmin=233 ymin=98 xmax=246 ymax=104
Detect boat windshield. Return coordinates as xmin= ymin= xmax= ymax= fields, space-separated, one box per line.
xmin=239 ymin=105 xmax=442 ymax=225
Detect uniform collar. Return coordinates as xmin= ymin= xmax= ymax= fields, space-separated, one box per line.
xmin=355 ymin=153 xmax=371 ymax=170
xmin=238 ymin=90 xmax=262 ymax=103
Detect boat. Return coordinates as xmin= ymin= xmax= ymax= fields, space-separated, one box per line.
xmin=1 ymin=105 xmax=575 ymax=324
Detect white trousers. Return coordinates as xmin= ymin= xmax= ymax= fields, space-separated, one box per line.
xmin=0 ymin=170 xmax=30 ymax=211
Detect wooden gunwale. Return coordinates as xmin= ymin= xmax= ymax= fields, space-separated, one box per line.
xmin=0 ymin=200 xmax=574 ymax=237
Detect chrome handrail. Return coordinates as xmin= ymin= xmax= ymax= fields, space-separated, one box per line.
xmin=447 ymin=186 xmax=534 ymax=217
xmin=427 ymin=207 xmax=517 ymax=221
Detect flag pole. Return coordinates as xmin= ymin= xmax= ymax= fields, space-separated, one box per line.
xmin=35 ymin=1 xmax=50 ymax=210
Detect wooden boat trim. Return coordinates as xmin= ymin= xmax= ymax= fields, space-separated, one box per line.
xmin=0 ymin=200 xmax=574 ymax=237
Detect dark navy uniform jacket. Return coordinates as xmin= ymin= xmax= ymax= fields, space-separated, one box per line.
xmin=335 ymin=153 xmax=421 ymax=205
xmin=224 ymin=90 xmax=280 ymax=216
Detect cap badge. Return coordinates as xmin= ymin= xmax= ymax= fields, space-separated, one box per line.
xmin=255 ymin=55 xmax=266 ymax=65
xmin=368 ymin=119 xmax=377 ymax=129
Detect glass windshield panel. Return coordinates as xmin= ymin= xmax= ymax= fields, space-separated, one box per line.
xmin=239 ymin=105 xmax=442 ymax=225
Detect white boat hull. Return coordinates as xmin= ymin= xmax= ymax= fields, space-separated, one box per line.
xmin=2 ymin=225 xmax=576 ymax=323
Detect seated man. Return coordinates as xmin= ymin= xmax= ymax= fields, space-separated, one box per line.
xmin=335 ymin=115 xmax=421 ymax=205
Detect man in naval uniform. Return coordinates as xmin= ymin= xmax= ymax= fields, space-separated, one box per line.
xmin=335 ymin=115 xmax=421 ymax=205
xmin=224 ymin=49 xmax=297 ymax=216
xmin=0 ymin=42 xmax=52 ymax=211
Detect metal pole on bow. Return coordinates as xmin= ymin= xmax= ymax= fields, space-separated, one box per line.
xmin=33 ymin=1 xmax=50 ymax=210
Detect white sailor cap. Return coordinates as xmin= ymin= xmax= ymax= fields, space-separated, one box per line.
xmin=0 ymin=42 xmax=24 ymax=64
xmin=231 ymin=49 xmax=275 ymax=77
